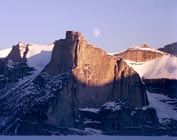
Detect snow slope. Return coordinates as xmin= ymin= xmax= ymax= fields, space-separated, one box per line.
xmin=26 ymin=44 xmax=54 ymax=73
xmin=125 ymin=55 xmax=177 ymax=79
xmin=147 ymin=91 xmax=177 ymax=123
xmin=26 ymin=44 xmax=54 ymax=58
xmin=0 ymin=48 xmax=12 ymax=58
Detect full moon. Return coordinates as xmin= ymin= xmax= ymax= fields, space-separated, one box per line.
xmin=93 ymin=28 xmax=101 ymax=37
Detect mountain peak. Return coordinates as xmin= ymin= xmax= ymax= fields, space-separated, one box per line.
xmin=158 ymin=42 xmax=177 ymax=56
xmin=66 ymin=31 xmax=83 ymax=40
xmin=7 ymin=42 xmax=27 ymax=61
xmin=128 ymin=44 xmax=153 ymax=51
xmin=114 ymin=44 xmax=165 ymax=62
xmin=17 ymin=41 xmax=25 ymax=47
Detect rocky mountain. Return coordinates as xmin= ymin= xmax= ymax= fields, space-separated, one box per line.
xmin=114 ymin=44 xmax=177 ymax=135
xmin=0 ymin=31 xmax=177 ymax=136
xmin=158 ymin=42 xmax=177 ymax=56
xmin=114 ymin=44 xmax=165 ymax=62
xmin=0 ymin=42 xmax=53 ymax=85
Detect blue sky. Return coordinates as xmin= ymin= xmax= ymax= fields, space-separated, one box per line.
xmin=0 ymin=0 xmax=176 ymax=53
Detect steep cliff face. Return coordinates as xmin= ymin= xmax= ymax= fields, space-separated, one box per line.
xmin=45 ymin=31 xmax=147 ymax=108
xmin=114 ymin=45 xmax=164 ymax=62
xmin=114 ymin=59 xmax=148 ymax=107
xmin=158 ymin=42 xmax=177 ymax=56
xmin=45 ymin=31 xmax=82 ymax=75
xmin=7 ymin=42 xmax=27 ymax=62
xmin=126 ymin=55 xmax=177 ymax=99
xmin=0 ymin=43 xmax=32 ymax=83
xmin=143 ymin=78 xmax=177 ymax=98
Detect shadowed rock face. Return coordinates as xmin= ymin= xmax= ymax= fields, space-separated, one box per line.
xmin=0 ymin=43 xmax=32 ymax=83
xmin=45 ymin=31 xmax=148 ymax=108
xmin=114 ymin=45 xmax=164 ymax=62
xmin=114 ymin=59 xmax=148 ymax=107
xmin=158 ymin=42 xmax=177 ymax=56
xmin=143 ymin=78 xmax=177 ymax=98
xmin=7 ymin=42 xmax=27 ymax=62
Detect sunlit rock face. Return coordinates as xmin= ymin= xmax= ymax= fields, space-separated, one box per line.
xmin=114 ymin=45 xmax=164 ymax=62
xmin=45 ymin=31 xmax=148 ymax=108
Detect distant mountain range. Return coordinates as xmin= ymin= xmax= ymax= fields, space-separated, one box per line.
xmin=0 ymin=31 xmax=176 ymax=136
xmin=158 ymin=42 xmax=177 ymax=56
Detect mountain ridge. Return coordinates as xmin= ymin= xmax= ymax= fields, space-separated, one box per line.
xmin=0 ymin=31 xmax=177 ymax=135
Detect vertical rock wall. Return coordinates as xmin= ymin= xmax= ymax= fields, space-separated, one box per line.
xmin=45 ymin=31 xmax=148 ymax=108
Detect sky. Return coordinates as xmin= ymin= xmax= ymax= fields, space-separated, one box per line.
xmin=0 ymin=0 xmax=177 ymax=53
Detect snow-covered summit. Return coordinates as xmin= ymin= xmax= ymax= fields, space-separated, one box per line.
xmin=126 ymin=55 xmax=177 ymax=79
xmin=110 ymin=44 xmax=167 ymax=56
xmin=127 ymin=45 xmax=167 ymax=55
xmin=113 ymin=44 xmax=166 ymax=62
xmin=0 ymin=48 xmax=12 ymax=58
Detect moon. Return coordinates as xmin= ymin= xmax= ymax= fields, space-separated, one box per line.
xmin=93 ymin=28 xmax=101 ymax=37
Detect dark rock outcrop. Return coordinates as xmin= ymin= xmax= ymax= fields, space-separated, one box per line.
xmin=114 ymin=45 xmax=164 ymax=62
xmin=114 ymin=59 xmax=148 ymax=107
xmin=7 ymin=42 xmax=27 ymax=62
xmin=143 ymin=78 xmax=177 ymax=98
xmin=158 ymin=42 xmax=177 ymax=56
xmin=0 ymin=42 xmax=33 ymax=84
xmin=78 ymin=101 xmax=162 ymax=135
